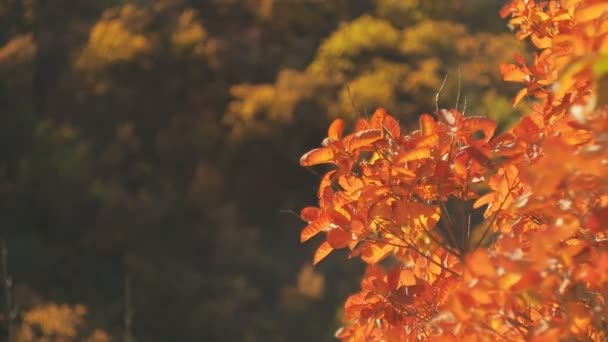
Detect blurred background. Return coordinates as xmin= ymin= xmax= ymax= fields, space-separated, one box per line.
xmin=0 ymin=0 xmax=526 ymax=341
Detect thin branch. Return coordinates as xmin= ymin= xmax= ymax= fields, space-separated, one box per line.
xmin=455 ymin=67 xmax=462 ymax=112
xmin=474 ymin=174 xmax=521 ymax=249
xmin=2 ymin=239 xmax=12 ymax=341
xmin=123 ymin=259 xmax=135 ymax=342
xmin=362 ymin=236 xmax=461 ymax=277
xmin=435 ymin=74 xmax=449 ymax=112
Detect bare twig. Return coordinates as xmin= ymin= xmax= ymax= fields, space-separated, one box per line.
xmin=455 ymin=67 xmax=462 ymax=112
xmin=435 ymin=74 xmax=449 ymax=112
xmin=2 ymin=239 xmax=13 ymax=341
xmin=123 ymin=260 xmax=135 ymax=342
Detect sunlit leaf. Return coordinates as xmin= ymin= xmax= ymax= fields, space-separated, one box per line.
xmin=500 ymin=63 xmax=529 ymax=82
xmin=300 ymin=215 xmax=331 ymax=243
xmin=419 ymin=114 xmax=436 ymax=136
xmin=300 ymin=147 xmax=335 ymax=166
xmin=461 ymin=117 xmax=497 ymax=141
xmin=328 ymin=118 xmax=345 ymax=141
xmin=345 ymin=129 xmax=383 ymax=151
xmin=512 ymin=87 xmax=528 ymax=106
xmin=574 ymin=3 xmax=608 ymax=22
xmin=361 ymin=243 xmax=393 ymax=264
xmin=313 ymin=241 xmax=333 ymax=265
xmin=396 ymin=147 xmax=431 ymax=164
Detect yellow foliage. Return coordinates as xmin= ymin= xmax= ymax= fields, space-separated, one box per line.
xmin=225 ymin=70 xmax=332 ymax=138
xmin=16 ymin=303 xmax=110 ymax=342
xmin=296 ymin=263 xmax=325 ymax=298
xmin=457 ymin=33 xmax=521 ymax=86
xmin=401 ymin=58 xmax=442 ymax=93
xmin=77 ymin=4 xmax=209 ymax=71
xmin=374 ymin=0 xmax=423 ymax=26
xmin=228 ymin=84 xmax=276 ymax=123
xmin=77 ymin=5 xmax=151 ymax=69
xmin=17 ymin=303 xmax=86 ymax=341
xmin=339 ymin=62 xmax=408 ymax=117
xmin=171 ymin=9 xmax=208 ymax=56
xmin=400 ymin=20 xmax=467 ymax=56
xmin=0 ymin=34 xmax=35 ymax=68
xmin=309 ymin=15 xmax=400 ymax=76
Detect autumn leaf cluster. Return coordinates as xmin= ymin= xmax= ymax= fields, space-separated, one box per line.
xmin=299 ymin=0 xmax=608 ymax=340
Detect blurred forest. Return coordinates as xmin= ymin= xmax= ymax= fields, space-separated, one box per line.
xmin=0 ymin=0 xmax=526 ymax=341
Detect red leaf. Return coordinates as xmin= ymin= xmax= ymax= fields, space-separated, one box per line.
xmin=354 ymin=118 xmax=370 ymax=131
xmin=327 ymin=227 xmax=352 ymax=248
xmin=300 ymin=207 xmax=320 ymax=222
xmin=328 ymin=209 xmax=351 ymax=227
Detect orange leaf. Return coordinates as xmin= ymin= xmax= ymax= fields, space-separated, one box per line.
xmin=327 ymin=118 xmax=344 ymax=141
xmin=408 ymin=202 xmax=440 ymax=231
xmin=337 ymin=174 xmax=364 ymax=193
xmin=469 ymin=286 xmax=493 ymax=305
xmin=345 ymin=129 xmax=383 ymax=151
xmin=313 ymin=241 xmax=333 ymax=265
xmin=509 ymin=270 xmax=542 ymax=292
xmin=568 ymin=302 xmax=592 ymax=335
xmin=300 ymin=147 xmax=335 ymax=166
xmin=382 ymin=114 xmax=401 ymax=138
xmin=419 ymin=114 xmax=436 ymax=136
xmin=327 ymin=227 xmax=352 ymax=248
xmin=370 ymin=108 xmax=389 ymax=128
xmin=392 ymin=199 xmax=409 ymax=226
xmin=574 ymin=3 xmax=608 ymax=22
xmin=396 ymin=147 xmax=431 ymax=164
xmin=500 ymin=63 xmax=529 ymax=82
xmin=473 ymin=191 xmax=497 ymax=210
xmin=461 ymin=117 xmax=497 ymax=141
xmin=328 ymin=209 xmax=351 ymax=227
xmin=530 ymin=329 xmax=561 ymax=342
xmin=387 ymin=266 xmax=401 ymax=289
xmin=300 ymin=215 xmax=331 ymax=243
xmin=466 ymin=249 xmax=496 ymax=278
xmin=415 ymin=134 xmax=439 ymax=148
xmin=513 ymin=87 xmax=528 ymax=106
xmin=399 ymin=269 xmax=416 ymax=286
xmin=513 ymin=115 xmax=542 ymax=143
xmin=361 ymin=243 xmax=393 ymax=264
xmin=354 ymin=117 xmax=370 ymax=131
xmin=530 ymin=33 xmax=552 ymax=49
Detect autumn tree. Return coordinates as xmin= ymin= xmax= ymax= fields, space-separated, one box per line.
xmin=299 ymin=0 xmax=608 ymax=340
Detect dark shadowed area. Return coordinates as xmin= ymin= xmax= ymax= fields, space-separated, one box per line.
xmin=0 ymin=0 xmax=524 ymax=341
